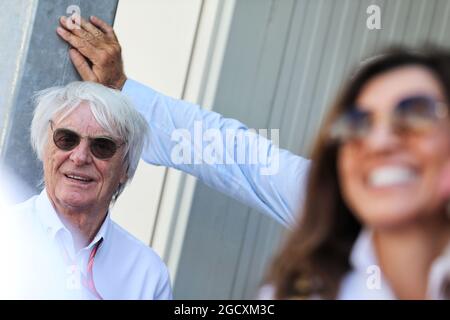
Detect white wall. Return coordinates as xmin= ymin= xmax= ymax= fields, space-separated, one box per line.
xmin=111 ymin=0 xmax=203 ymax=249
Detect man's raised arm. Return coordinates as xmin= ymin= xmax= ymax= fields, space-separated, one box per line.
xmin=56 ymin=15 xmax=311 ymax=227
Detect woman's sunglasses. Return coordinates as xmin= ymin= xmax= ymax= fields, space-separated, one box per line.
xmin=329 ymin=95 xmax=449 ymax=144
xmin=50 ymin=121 xmax=124 ymax=159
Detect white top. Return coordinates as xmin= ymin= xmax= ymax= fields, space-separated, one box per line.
xmin=340 ymin=230 xmax=450 ymax=299
xmin=259 ymin=230 xmax=450 ymax=299
xmin=5 ymin=190 xmax=172 ymax=300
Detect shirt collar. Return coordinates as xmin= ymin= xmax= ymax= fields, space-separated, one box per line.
xmin=349 ymin=229 xmax=378 ymax=272
xmin=35 ymin=189 xmax=110 ymax=250
xmin=350 ymin=228 xmax=450 ymax=299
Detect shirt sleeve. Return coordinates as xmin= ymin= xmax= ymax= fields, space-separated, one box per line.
xmin=122 ymin=79 xmax=311 ymax=228
xmin=153 ymin=264 xmax=173 ymax=300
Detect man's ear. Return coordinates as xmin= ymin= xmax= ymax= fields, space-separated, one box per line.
xmin=119 ymin=172 xmax=128 ymax=185
xmin=120 ymin=161 xmax=130 ymax=185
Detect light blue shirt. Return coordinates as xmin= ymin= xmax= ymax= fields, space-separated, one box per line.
xmin=8 ymin=190 xmax=172 ymax=299
xmin=122 ymin=79 xmax=311 ymax=228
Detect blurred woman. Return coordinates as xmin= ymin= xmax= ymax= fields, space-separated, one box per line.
xmin=269 ymin=47 xmax=450 ymax=299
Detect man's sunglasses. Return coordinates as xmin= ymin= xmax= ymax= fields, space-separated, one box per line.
xmin=50 ymin=121 xmax=124 ymax=159
xmin=329 ymin=95 xmax=449 ymax=144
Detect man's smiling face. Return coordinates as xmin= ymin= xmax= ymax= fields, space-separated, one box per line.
xmin=44 ymin=102 xmax=127 ymax=213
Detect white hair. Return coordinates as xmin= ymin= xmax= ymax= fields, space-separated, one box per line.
xmin=31 ymin=81 xmax=149 ymax=201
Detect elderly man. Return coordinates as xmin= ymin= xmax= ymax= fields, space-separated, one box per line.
xmin=9 ymin=81 xmax=171 ymax=299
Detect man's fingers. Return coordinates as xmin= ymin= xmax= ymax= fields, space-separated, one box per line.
xmin=57 ymin=15 xmax=125 ymax=88
xmin=56 ymin=27 xmax=98 ymax=61
xmin=90 ymin=15 xmax=117 ymax=41
xmin=79 ymin=16 xmax=105 ymax=40
xmin=69 ymin=49 xmax=97 ymax=82
xmin=60 ymin=16 xmax=102 ymax=45
xmin=59 ymin=16 xmax=92 ymax=43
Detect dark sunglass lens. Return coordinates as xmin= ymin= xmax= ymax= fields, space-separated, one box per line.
xmin=331 ymin=109 xmax=371 ymax=143
xmin=91 ymin=138 xmax=117 ymax=159
xmin=398 ymin=96 xmax=433 ymax=116
xmin=396 ymin=96 xmax=436 ymax=130
xmin=53 ymin=129 xmax=80 ymax=150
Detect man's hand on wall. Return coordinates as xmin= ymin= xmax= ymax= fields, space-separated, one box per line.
xmin=57 ymin=15 xmax=127 ymax=90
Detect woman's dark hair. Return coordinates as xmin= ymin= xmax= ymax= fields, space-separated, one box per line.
xmin=268 ymin=44 xmax=450 ymax=299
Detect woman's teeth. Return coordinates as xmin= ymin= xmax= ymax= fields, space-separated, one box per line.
xmin=368 ymin=166 xmax=417 ymax=188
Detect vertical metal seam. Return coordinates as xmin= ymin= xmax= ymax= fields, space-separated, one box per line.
xmin=0 ymin=0 xmax=39 ymax=161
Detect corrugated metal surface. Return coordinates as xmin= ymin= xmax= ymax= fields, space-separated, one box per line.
xmin=174 ymin=0 xmax=450 ymax=299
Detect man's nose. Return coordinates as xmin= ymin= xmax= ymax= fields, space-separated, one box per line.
xmin=69 ymin=139 xmax=93 ymax=165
